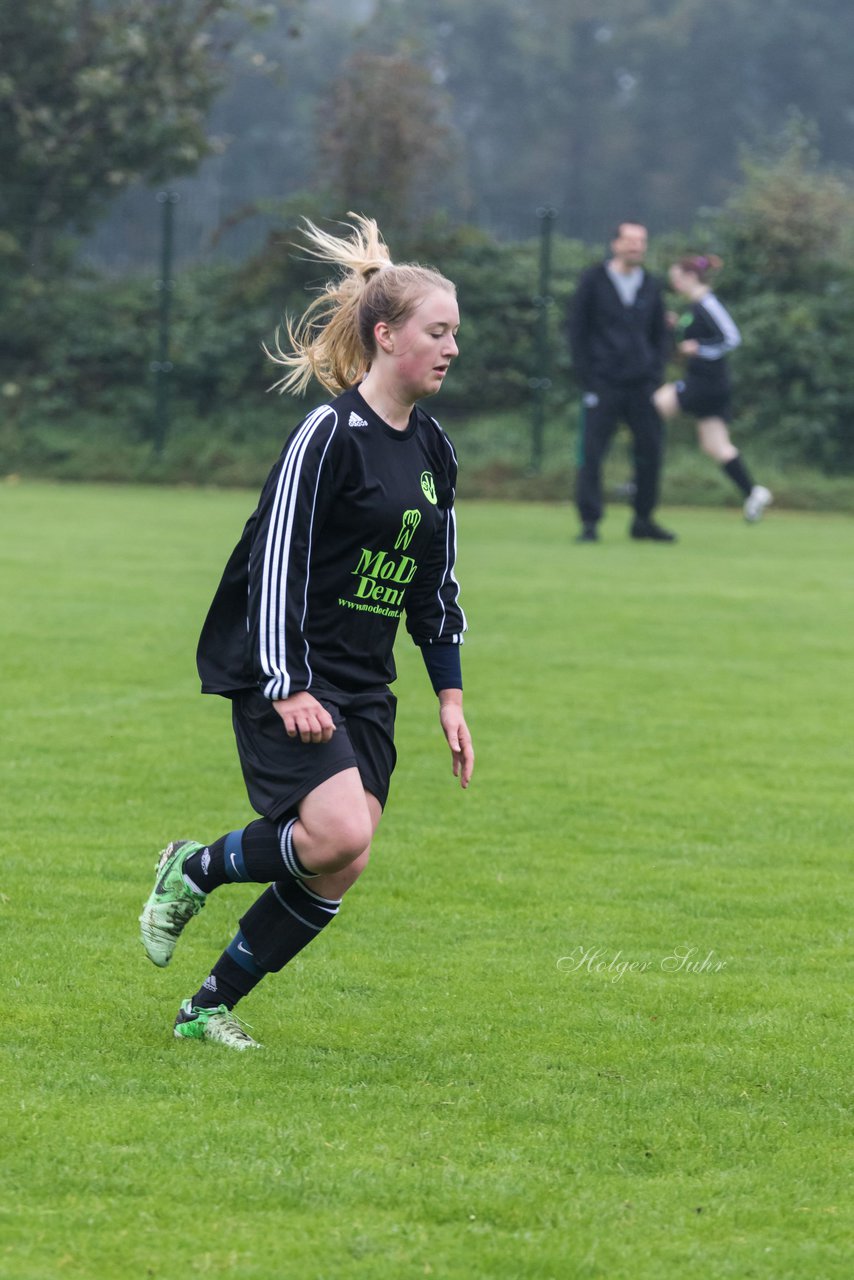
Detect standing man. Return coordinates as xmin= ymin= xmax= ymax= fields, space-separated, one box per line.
xmin=568 ymin=221 xmax=676 ymax=543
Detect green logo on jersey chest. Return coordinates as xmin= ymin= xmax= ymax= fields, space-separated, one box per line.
xmin=350 ymin=546 xmax=418 ymax=609
xmin=676 ymin=310 xmax=694 ymax=339
xmin=395 ymin=509 xmax=421 ymax=550
xmin=338 ymin=505 xmax=428 ymax=619
xmin=420 ymin=471 xmax=437 ymax=504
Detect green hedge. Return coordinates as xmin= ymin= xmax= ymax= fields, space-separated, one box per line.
xmin=3 ymin=207 xmax=854 ymax=483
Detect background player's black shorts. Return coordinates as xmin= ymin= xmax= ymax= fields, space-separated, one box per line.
xmin=676 ymin=377 xmax=732 ymax=422
xmin=230 ymin=682 xmax=397 ymax=822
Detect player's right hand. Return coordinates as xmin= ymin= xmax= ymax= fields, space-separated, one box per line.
xmin=273 ymin=692 xmax=336 ymax=744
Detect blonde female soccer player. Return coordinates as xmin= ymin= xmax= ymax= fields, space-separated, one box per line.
xmin=654 ymin=253 xmax=772 ymax=522
xmin=140 ymin=216 xmax=473 ymax=1049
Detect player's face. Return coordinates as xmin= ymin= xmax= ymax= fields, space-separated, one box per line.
xmin=668 ymin=265 xmax=693 ymax=295
xmin=611 ymin=223 xmax=648 ymax=267
xmin=389 ymin=287 xmax=460 ymax=400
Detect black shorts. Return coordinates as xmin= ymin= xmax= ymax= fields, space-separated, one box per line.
xmin=230 ymin=682 xmax=397 ymax=822
xmin=676 ymin=378 xmax=732 ymax=422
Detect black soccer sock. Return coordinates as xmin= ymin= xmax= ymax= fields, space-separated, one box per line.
xmin=190 ymin=929 xmax=267 ymax=1011
xmin=722 ymin=454 xmax=755 ymax=497
xmin=238 ymin=876 xmax=342 ymax=974
xmin=275 ymin=817 xmax=319 ymax=879
xmin=182 ymin=817 xmax=318 ymax=893
xmin=181 ymin=834 xmax=229 ymax=893
xmin=190 ymin=876 xmax=342 ymax=1010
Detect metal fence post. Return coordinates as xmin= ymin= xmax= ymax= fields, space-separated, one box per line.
xmin=151 ymin=190 xmax=179 ymax=455
xmin=529 ymin=205 xmax=557 ymax=473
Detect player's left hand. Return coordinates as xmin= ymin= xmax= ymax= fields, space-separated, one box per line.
xmin=438 ymin=691 xmax=474 ymax=789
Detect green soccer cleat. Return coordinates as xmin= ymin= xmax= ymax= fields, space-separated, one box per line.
xmin=139 ymin=839 xmax=207 ymax=967
xmin=173 ymin=1000 xmax=262 ymax=1051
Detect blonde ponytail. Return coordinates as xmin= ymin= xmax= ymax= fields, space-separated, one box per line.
xmin=265 ymin=214 xmax=455 ymax=396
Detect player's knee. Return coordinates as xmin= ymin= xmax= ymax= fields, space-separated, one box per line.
xmin=318 ymin=848 xmax=370 ymax=896
xmin=308 ymin=812 xmax=373 ymax=872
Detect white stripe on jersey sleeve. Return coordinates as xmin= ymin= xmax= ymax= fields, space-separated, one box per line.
xmin=427 ymin=414 xmax=466 ymax=643
xmin=259 ymin=406 xmax=338 ymax=700
xmin=436 ymin=505 xmax=466 ymax=642
xmin=260 ymin=415 xmax=316 ymax=696
xmin=696 ymin=294 xmax=742 ymax=361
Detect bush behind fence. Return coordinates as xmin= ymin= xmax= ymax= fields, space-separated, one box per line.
xmin=3 ymin=179 xmax=854 ymax=488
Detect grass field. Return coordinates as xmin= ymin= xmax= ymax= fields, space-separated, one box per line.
xmin=1 ymin=481 xmax=852 ymax=1280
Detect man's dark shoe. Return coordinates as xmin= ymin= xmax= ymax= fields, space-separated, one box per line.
xmin=575 ymin=524 xmax=599 ymax=543
xmin=630 ymin=518 xmax=677 ymax=542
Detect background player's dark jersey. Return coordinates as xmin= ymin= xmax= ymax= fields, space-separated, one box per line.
xmin=677 ymin=293 xmax=741 ymax=389
xmin=197 ymin=387 xmax=466 ymax=698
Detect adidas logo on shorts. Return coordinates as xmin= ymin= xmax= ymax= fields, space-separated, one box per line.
xmin=348 ymin=411 xmax=368 ymax=428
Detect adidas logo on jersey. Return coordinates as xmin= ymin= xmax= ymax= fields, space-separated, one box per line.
xmin=348 ymin=411 xmax=368 ymax=428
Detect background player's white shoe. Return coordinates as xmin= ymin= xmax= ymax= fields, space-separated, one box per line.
xmin=744 ymin=485 xmax=772 ymax=523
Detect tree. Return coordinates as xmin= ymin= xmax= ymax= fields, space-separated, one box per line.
xmin=366 ymin=0 xmax=854 ymax=238
xmin=369 ymin=0 xmax=617 ymax=236
xmin=0 ymin=0 xmax=293 ymax=272
xmin=703 ymin=122 xmax=854 ymax=472
xmin=712 ymin=117 xmax=853 ymax=295
xmin=314 ymin=52 xmax=461 ymax=245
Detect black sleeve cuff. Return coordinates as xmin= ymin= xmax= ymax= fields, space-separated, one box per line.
xmin=420 ymin=643 xmax=462 ymax=694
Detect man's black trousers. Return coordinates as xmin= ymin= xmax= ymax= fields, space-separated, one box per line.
xmin=576 ymin=384 xmax=664 ymax=525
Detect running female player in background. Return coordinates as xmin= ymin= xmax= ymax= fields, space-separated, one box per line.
xmin=654 ymin=254 xmax=772 ymax=522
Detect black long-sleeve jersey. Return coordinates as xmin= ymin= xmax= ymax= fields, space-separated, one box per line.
xmin=568 ymin=263 xmax=670 ymax=390
xmin=197 ymin=387 xmax=466 ymax=699
xmin=677 ymin=293 xmax=741 ymax=389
